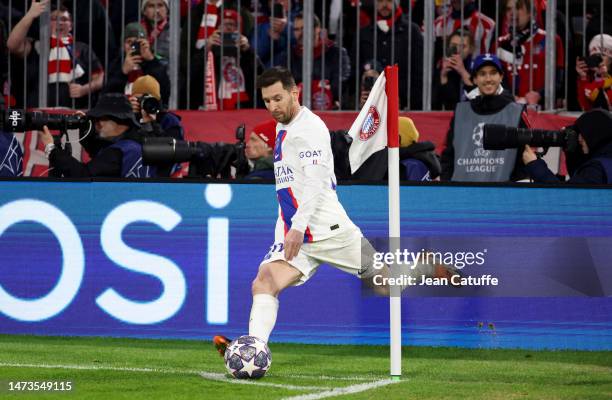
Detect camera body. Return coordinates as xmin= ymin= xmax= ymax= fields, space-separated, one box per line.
xmin=446 ymin=44 xmax=460 ymax=57
xmin=140 ymin=95 xmax=161 ymax=115
xmin=221 ymin=32 xmax=240 ymax=47
xmin=130 ymin=41 xmax=141 ymax=56
xmin=0 ymin=108 xmax=89 ymax=133
xmin=363 ymin=76 xmax=376 ymax=92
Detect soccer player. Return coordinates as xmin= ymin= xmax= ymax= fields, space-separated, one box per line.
xmin=214 ymin=67 xmax=457 ymax=354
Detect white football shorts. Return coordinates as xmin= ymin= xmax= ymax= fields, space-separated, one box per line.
xmin=259 ymin=224 xmax=377 ymax=286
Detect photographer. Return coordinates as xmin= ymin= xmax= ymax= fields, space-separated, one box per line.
xmin=576 ymin=34 xmax=612 ymax=111
xmin=105 ymin=22 xmax=170 ymax=105
xmin=39 ymin=93 xmax=155 ymax=178
xmin=129 ymin=75 xmax=183 ymax=177
xmin=441 ymin=53 xmax=530 ymax=182
xmin=128 ymin=75 xmax=183 ymax=141
xmin=522 ymin=109 xmax=612 ymax=184
xmin=242 ymin=120 xmax=276 ymax=179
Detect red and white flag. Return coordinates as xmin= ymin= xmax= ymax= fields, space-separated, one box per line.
xmin=347 ymin=71 xmax=388 ymax=173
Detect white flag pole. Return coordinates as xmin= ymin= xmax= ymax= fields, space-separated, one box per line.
xmin=385 ymin=65 xmax=401 ymax=380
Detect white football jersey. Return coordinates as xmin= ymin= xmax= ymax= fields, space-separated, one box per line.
xmin=273 ymin=107 xmax=356 ymax=242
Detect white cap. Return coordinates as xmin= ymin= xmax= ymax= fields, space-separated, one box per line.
xmin=589 ymin=34 xmax=612 ymax=58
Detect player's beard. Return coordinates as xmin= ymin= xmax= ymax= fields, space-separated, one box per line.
xmin=274 ymin=98 xmax=296 ymax=124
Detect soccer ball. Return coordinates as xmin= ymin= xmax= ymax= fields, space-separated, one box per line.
xmin=224 ymin=335 xmax=272 ymax=379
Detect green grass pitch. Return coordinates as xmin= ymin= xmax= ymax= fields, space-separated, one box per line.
xmin=0 ymin=335 xmax=610 ymax=399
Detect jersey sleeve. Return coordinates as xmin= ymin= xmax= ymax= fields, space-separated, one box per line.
xmin=292 ymin=126 xmax=331 ymax=169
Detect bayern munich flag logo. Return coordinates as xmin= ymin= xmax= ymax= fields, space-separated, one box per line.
xmin=359 ymin=106 xmax=380 ymax=141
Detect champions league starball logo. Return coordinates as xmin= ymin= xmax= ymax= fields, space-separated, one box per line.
xmin=472 ymin=123 xmax=490 ymax=157
xmin=359 ymin=106 xmax=380 ymax=141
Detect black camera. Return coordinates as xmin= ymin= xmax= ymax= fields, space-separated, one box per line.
xmin=446 ymin=44 xmax=460 ymax=57
xmin=585 ymin=54 xmax=603 ymax=69
xmin=363 ymin=76 xmax=376 ymax=92
xmin=483 ymin=124 xmax=579 ymax=153
xmin=221 ymin=32 xmax=240 ymax=47
xmin=272 ymin=2 xmax=284 ymax=17
xmin=130 ymin=41 xmax=141 ymax=56
xmin=0 ymin=108 xmax=89 ymax=133
xmin=142 ymin=124 xmax=249 ymax=178
xmin=140 ymin=95 xmax=161 ymax=115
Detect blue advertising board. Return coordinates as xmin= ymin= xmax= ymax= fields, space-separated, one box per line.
xmin=0 ymin=180 xmax=611 ymax=350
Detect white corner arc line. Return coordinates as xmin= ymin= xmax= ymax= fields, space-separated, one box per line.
xmin=199 ymin=372 xmax=328 ymax=391
xmin=279 ymin=379 xmax=401 ymax=400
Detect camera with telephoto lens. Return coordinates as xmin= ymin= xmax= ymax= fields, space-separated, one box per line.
xmin=142 ymin=124 xmax=249 ymax=178
xmin=140 ymin=94 xmax=161 ymax=115
xmin=483 ymin=124 xmax=579 ymax=153
xmin=0 ymin=108 xmax=89 ymax=133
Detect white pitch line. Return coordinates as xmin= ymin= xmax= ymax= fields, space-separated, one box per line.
xmin=0 ymin=362 xmax=202 ymax=375
xmin=271 ymin=373 xmax=378 ymax=382
xmin=0 ymin=361 xmax=373 ymax=382
xmin=279 ymin=379 xmax=401 ymax=400
xmin=199 ymin=372 xmax=328 ymax=391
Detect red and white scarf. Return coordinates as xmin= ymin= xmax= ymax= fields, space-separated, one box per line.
xmin=196 ymin=0 xmax=222 ymax=49
xmin=48 ymin=35 xmax=78 ymax=84
xmin=218 ymin=55 xmax=249 ymax=110
xmin=376 ymin=6 xmax=403 ymax=33
xmin=142 ymin=18 xmax=168 ymax=46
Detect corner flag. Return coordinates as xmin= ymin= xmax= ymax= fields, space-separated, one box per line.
xmin=348 ymin=66 xmax=402 ymax=379
xmin=347 ymin=71 xmax=388 ymax=173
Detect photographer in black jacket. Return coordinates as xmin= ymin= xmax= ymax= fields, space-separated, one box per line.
xmin=523 ymin=109 xmax=612 ymax=184
xmin=39 ymin=93 xmax=155 ymax=178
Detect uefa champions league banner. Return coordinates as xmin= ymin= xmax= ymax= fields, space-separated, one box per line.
xmin=0 ymin=180 xmax=611 ymax=350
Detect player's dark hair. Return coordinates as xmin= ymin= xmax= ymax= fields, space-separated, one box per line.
xmin=257 ymin=67 xmax=296 ymax=91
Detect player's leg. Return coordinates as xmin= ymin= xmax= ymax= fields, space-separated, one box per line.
xmin=249 ymin=260 xmax=303 ymax=343
xmin=214 ymin=260 xmax=302 ymax=355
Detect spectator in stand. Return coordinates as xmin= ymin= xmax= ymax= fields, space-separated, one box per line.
xmin=523 ymin=109 xmax=612 ymax=184
xmin=433 ymin=0 xmax=495 ymax=56
xmin=39 ymin=93 xmax=156 ymax=178
xmin=358 ymin=60 xmax=382 ymax=108
xmin=441 ymin=54 xmax=530 ymax=182
xmin=496 ymin=0 xmax=564 ymax=108
xmin=140 ymin=0 xmax=171 ymax=65
xmin=204 ymin=8 xmax=263 ymax=109
xmin=251 ymin=0 xmax=290 ymax=68
xmin=280 ymin=12 xmax=350 ymax=110
xmin=576 ymin=34 xmax=612 ymax=112
xmin=179 ymin=0 xmax=254 ymax=109
xmin=433 ymin=27 xmax=476 ymax=110
xmin=6 ymin=0 xmax=104 ymax=108
xmin=105 ymin=22 xmax=170 ymax=106
xmin=358 ymin=0 xmax=423 ymax=110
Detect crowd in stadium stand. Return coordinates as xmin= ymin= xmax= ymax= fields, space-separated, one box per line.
xmin=0 ymin=0 xmax=611 ymax=183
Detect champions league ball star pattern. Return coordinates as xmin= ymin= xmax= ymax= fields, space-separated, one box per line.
xmin=224 ymin=335 xmax=272 ymax=379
